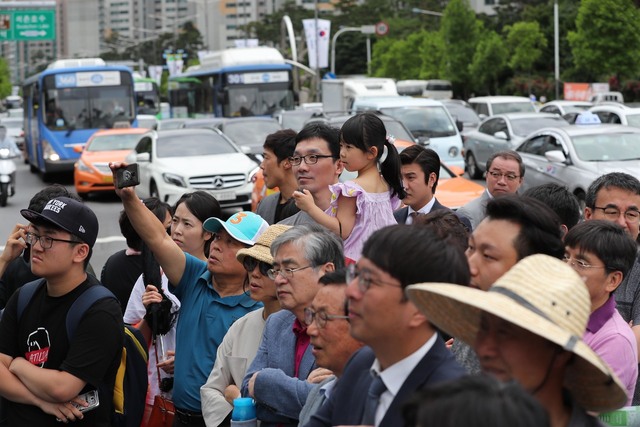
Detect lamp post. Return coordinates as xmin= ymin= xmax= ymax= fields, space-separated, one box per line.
xmin=411 ymin=7 xmax=443 ymax=17
xmin=554 ymin=0 xmax=560 ymax=100
xmin=330 ymin=25 xmax=376 ymax=75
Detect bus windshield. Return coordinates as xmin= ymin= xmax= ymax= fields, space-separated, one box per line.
xmin=43 ymin=76 xmax=134 ymax=130
xmin=135 ymin=80 xmax=160 ymax=115
xmin=227 ymin=85 xmax=294 ymax=117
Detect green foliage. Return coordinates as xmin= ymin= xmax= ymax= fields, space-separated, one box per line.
xmin=0 ymin=58 xmax=12 ymax=99
xmin=568 ymin=0 xmax=640 ymax=80
xmin=504 ymin=21 xmax=546 ymax=73
xmin=469 ymin=30 xmax=508 ymax=94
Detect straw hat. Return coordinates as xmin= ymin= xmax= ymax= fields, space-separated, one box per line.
xmin=406 ymin=254 xmax=627 ymax=413
xmin=236 ymin=224 xmax=291 ymax=265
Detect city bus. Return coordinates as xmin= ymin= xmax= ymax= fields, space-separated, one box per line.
xmin=134 ymin=74 xmax=161 ymax=118
xmin=22 ymin=58 xmax=137 ymax=178
xmin=168 ymin=46 xmax=295 ymax=118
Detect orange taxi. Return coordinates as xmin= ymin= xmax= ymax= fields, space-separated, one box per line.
xmin=74 ymin=128 xmax=153 ymax=198
xmin=251 ymin=138 xmax=484 ymax=212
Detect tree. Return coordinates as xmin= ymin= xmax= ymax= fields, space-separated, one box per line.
xmin=568 ymin=0 xmax=640 ymax=81
xmin=469 ymin=30 xmax=507 ymax=94
xmin=0 ymin=58 xmax=12 ymax=99
xmin=504 ymin=21 xmax=546 ymax=74
xmin=439 ymin=0 xmax=481 ymax=97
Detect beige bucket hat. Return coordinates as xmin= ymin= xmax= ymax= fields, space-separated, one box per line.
xmin=236 ymin=224 xmax=291 ymax=265
xmin=406 ymin=254 xmax=627 ymax=413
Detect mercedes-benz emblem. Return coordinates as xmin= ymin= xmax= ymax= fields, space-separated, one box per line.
xmin=212 ymin=176 xmax=224 ymax=189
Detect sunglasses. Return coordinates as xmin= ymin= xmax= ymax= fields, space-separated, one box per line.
xmin=242 ymin=257 xmax=272 ymax=276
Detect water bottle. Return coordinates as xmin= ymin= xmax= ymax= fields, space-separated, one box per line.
xmin=230 ymin=397 xmax=257 ymax=427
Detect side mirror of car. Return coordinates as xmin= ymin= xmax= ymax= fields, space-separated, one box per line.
xmin=494 ymin=131 xmax=509 ymax=140
xmin=136 ymin=152 xmax=151 ymax=163
xmin=456 ymin=120 xmax=464 ymax=132
xmin=545 ymin=150 xmax=566 ymax=163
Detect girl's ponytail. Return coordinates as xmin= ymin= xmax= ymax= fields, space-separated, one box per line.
xmin=379 ymin=136 xmax=406 ymax=199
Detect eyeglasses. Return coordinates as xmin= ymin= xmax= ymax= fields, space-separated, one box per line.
xmin=303 ymin=307 xmax=349 ymax=328
xmin=267 ymin=265 xmax=311 ymax=280
xmin=288 ymin=154 xmax=337 ymax=166
xmin=242 ymin=257 xmax=272 ymax=276
xmin=593 ymin=206 xmax=640 ymax=223
xmin=562 ymin=256 xmax=607 ymax=271
xmin=346 ymin=264 xmax=401 ymax=293
xmin=25 ymin=232 xmax=80 ymax=250
xmin=487 ymin=171 xmax=520 ymax=182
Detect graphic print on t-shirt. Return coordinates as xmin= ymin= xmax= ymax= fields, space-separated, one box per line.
xmin=26 ymin=327 xmax=50 ymax=367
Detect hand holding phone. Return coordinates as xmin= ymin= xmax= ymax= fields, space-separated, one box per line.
xmin=115 ymin=163 xmax=140 ymax=189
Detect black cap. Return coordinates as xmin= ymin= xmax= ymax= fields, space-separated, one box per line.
xmin=21 ymin=197 xmax=99 ymax=247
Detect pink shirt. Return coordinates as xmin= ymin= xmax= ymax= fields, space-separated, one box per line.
xmin=584 ymin=296 xmax=638 ymax=405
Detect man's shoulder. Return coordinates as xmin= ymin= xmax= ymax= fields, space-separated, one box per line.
xmin=265 ymin=309 xmax=296 ymax=328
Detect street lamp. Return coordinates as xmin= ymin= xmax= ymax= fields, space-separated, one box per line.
xmin=411 ymin=7 xmax=443 ymax=17
xmin=554 ymin=0 xmax=560 ymax=100
xmin=330 ymin=25 xmax=376 ymax=75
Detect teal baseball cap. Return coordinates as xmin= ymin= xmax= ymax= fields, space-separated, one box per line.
xmin=203 ymin=211 xmax=269 ymax=246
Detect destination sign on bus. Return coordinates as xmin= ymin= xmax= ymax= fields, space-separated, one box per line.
xmin=55 ymin=71 xmax=122 ymax=88
xmin=227 ymin=71 xmax=289 ymax=85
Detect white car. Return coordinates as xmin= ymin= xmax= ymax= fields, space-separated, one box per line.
xmin=589 ymin=104 xmax=640 ymax=128
xmin=467 ymin=96 xmax=536 ymax=119
xmin=539 ymin=100 xmax=593 ymax=116
xmin=126 ymin=128 xmax=259 ymax=209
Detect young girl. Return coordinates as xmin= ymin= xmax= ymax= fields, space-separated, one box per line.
xmin=293 ymin=112 xmax=405 ymax=260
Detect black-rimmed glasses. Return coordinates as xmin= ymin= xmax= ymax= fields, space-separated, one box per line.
xmin=242 ymin=257 xmax=272 ymax=276
xmin=25 ymin=232 xmax=80 ymax=250
xmin=288 ymin=154 xmax=337 ymax=166
xmin=346 ymin=264 xmax=401 ymax=293
xmin=593 ymin=206 xmax=640 ymax=223
xmin=303 ymin=307 xmax=349 ymax=328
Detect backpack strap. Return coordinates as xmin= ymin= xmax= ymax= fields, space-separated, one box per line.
xmin=16 ymin=279 xmax=47 ymax=320
xmin=66 ymin=285 xmax=116 ymax=339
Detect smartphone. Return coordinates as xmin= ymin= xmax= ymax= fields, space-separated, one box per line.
xmin=72 ymin=389 xmax=100 ymax=413
xmin=116 ymin=163 xmax=140 ymax=189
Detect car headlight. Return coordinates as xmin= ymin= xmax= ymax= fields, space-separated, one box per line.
xmin=249 ymin=167 xmax=260 ymax=183
xmin=42 ymin=140 xmax=60 ymax=162
xmin=76 ymin=159 xmax=93 ymax=173
xmin=449 ymin=147 xmax=459 ymax=157
xmin=162 ymin=173 xmax=187 ymax=188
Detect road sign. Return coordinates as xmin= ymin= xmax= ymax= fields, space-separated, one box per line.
xmin=375 ymin=21 xmax=389 ymax=36
xmin=0 ymin=9 xmax=55 ymax=41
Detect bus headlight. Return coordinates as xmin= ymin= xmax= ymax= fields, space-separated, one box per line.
xmin=163 ymin=173 xmax=187 ymax=188
xmin=42 ymin=140 xmax=60 ymax=162
xmin=448 ymin=147 xmax=459 ymax=158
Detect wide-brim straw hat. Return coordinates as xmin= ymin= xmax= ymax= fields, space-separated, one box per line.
xmin=406 ymin=254 xmax=627 ymax=413
xmin=236 ymin=224 xmax=291 ymax=265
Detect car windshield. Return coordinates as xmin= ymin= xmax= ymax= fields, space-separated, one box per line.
xmin=222 ymin=121 xmax=282 ymax=148
xmin=572 ymin=133 xmax=640 ymax=161
xmin=625 ymin=114 xmax=640 ymax=128
xmin=445 ymin=104 xmax=480 ymax=125
xmin=383 ymin=121 xmax=415 ymax=141
xmin=157 ymin=132 xmax=238 ymax=157
xmin=492 ymin=102 xmax=536 ymax=115
xmin=87 ymin=134 xmax=143 ymax=151
xmin=563 ymin=105 xmax=591 ymax=113
xmin=511 ymin=117 xmax=568 ymax=136
xmin=281 ymin=112 xmax=314 ymax=131
xmin=381 ymin=106 xmax=457 ymax=138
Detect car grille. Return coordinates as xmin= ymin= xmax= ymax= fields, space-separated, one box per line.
xmin=93 ymin=162 xmax=112 ymax=175
xmin=189 ymin=174 xmax=246 ymax=190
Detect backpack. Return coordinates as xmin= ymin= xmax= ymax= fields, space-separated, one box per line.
xmin=16 ymin=279 xmax=149 ymax=427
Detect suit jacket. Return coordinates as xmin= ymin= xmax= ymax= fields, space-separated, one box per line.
xmin=241 ymin=310 xmax=316 ymax=426
xmin=306 ymin=338 xmax=465 ymax=427
xmin=298 ymin=375 xmax=335 ymax=427
xmin=394 ymin=198 xmax=472 ymax=231
xmin=455 ymin=190 xmax=491 ymax=230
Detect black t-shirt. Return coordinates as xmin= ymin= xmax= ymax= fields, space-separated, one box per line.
xmin=100 ymin=249 xmax=143 ymax=315
xmin=0 ymin=276 xmax=124 ymax=426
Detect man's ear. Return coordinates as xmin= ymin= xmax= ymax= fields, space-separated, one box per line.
xmin=73 ymin=243 xmax=90 ymax=264
xmin=584 ymin=207 xmax=593 ymax=220
xmin=281 ymin=158 xmax=292 ymax=170
xmin=321 ymin=262 xmax=335 ymax=275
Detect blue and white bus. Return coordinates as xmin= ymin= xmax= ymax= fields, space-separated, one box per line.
xmin=23 ymin=58 xmax=137 ymax=178
xmin=168 ymin=46 xmax=295 ymax=118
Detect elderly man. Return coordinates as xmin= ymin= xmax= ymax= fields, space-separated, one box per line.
xmin=457 ymin=150 xmax=524 ymax=229
xmin=241 ymin=224 xmax=345 ymax=426
xmin=279 ymin=123 xmax=343 ymax=226
xmin=408 ymin=254 xmax=628 ymax=427
xmin=308 ymin=225 xmax=468 ymax=427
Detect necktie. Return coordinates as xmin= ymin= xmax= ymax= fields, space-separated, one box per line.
xmin=361 ymin=374 xmax=387 ymax=426
xmin=409 ymin=211 xmax=423 ymax=222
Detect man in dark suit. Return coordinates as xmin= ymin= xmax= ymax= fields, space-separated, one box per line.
xmin=306 ymin=225 xmax=468 ymax=427
xmin=394 ymin=145 xmax=449 ymax=225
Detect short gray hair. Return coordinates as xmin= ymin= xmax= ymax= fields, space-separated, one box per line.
xmin=271 ymin=224 xmax=344 ymax=269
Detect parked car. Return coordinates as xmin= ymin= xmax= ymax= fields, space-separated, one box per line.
xmin=274 ymin=108 xmax=321 ymax=131
xmin=515 ymin=124 xmax=640 ymax=208
xmin=463 ymin=113 xmax=569 ymax=178
xmin=125 ymin=128 xmax=259 ymax=209
xmin=539 ymin=100 xmax=593 ymax=116
xmin=182 ymin=116 xmax=282 ymax=163
xmin=74 ymin=128 xmax=152 ymax=198
xmin=441 ymin=100 xmax=481 ymax=134
xmin=589 ymin=104 xmax=640 ymax=127
xmin=352 ymin=96 xmax=465 ymax=170
xmin=467 ymin=96 xmax=536 ymax=119
xmin=157 ymin=118 xmax=191 ymax=130
xmin=304 ymin=112 xmax=418 ymax=145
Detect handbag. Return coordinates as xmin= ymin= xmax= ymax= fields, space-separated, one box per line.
xmin=147 ymin=337 xmax=175 ymax=427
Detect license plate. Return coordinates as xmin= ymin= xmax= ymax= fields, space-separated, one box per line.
xmin=103 ymin=175 xmax=113 ymax=183
xmin=213 ymin=191 xmax=235 ymax=201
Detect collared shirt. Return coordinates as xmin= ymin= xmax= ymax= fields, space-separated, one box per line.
xmin=406 ymin=198 xmax=436 ymax=225
xmin=370 ymin=333 xmax=437 ymax=426
xmin=584 ymin=295 xmax=638 ymax=405
xmin=293 ymin=318 xmax=310 ymax=378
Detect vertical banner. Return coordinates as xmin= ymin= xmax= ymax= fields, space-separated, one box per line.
xmin=303 ymin=19 xmax=331 ymax=69
xmin=148 ymin=66 xmax=163 ymax=86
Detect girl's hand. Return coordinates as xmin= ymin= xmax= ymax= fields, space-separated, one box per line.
xmin=292 ymin=189 xmax=316 ymax=212
xmin=157 ymin=350 xmax=175 ymax=374
xmin=141 ymin=285 xmax=163 ymax=308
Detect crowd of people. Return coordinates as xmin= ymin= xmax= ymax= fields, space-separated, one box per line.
xmin=0 ymin=111 xmax=639 ymax=427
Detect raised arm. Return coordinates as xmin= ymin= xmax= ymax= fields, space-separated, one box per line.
xmin=110 ymin=162 xmax=186 ymax=286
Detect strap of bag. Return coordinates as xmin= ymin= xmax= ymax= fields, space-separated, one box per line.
xmin=16 ymin=279 xmax=46 ymax=319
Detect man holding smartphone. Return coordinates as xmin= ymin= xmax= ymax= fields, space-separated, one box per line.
xmin=0 ymin=197 xmax=124 ymax=426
